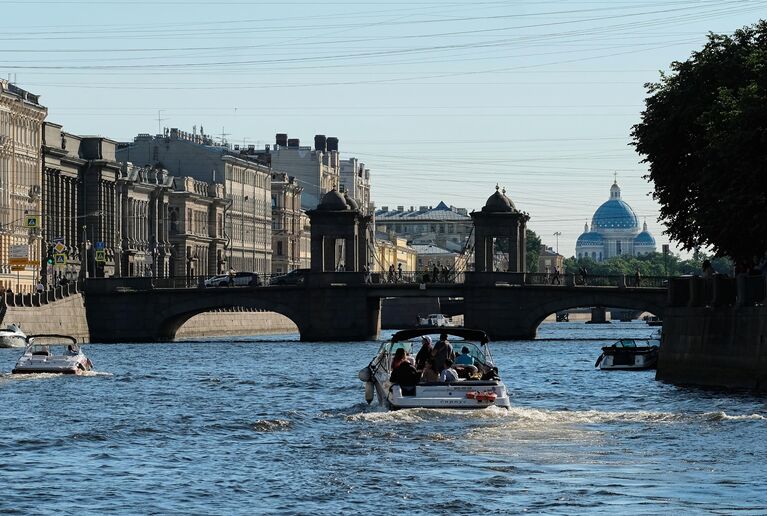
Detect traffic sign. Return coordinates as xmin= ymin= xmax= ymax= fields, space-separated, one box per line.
xmin=53 ymin=242 xmax=66 ymax=254
xmin=25 ymin=215 xmax=39 ymax=228
xmin=95 ymin=250 xmax=106 ymax=263
xmin=54 ymin=254 xmax=67 ymax=265
xmin=95 ymin=241 xmax=105 ymax=250
xmin=10 ymin=265 xmax=26 ymax=271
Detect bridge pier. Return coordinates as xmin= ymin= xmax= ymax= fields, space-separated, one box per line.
xmin=300 ymin=287 xmax=381 ymax=342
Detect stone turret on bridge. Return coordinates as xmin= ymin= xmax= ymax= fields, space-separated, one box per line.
xmin=307 ymin=189 xmax=371 ymax=272
xmin=471 ymin=185 xmax=530 ymax=273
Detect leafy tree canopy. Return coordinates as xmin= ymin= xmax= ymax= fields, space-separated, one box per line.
xmin=563 ymin=252 xmax=733 ymax=277
xmin=631 ymin=21 xmax=767 ymax=265
xmin=492 ymin=228 xmax=542 ymax=272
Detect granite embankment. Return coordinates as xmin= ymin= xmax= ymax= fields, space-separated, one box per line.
xmin=3 ymin=295 xmax=297 ymax=342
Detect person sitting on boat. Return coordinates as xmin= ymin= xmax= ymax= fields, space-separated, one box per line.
xmin=454 ymin=346 xmax=478 ymax=378
xmin=432 ymin=333 xmax=455 ymax=373
xmin=390 ymin=351 xmax=420 ymax=387
xmin=439 ymin=358 xmax=459 ymax=383
xmin=66 ymin=344 xmax=79 ymax=355
xmin=415 ymin=336 xmax=433 ymax=370
xmin=420 ymin=361 xmax=439 ymax=383
xmin=391 ymin=348 xmax=408 ymax=370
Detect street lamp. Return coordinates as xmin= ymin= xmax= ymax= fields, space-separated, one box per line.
xmin=553 ymin=231 xmax=561 ymax=254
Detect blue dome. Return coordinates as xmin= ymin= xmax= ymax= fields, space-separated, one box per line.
xmin=576 ymin=231 xmax=604 ymax=246
xmin=634 ymin=231 xmax=656 ymax=246
xmin=591 ymin=199 xmax=639 ymax=230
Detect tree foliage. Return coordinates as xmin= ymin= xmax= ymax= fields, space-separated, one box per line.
xmin=563 ymin=252 xmax=733 ymax=277
xmin=631 ymin=21 xmax=767 ymax=264
xmin=526 ymin=229 xmax=542 ymax=272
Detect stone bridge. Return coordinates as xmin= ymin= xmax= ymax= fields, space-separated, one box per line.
xmin=84 ymin=273 xmax=667 ymax=342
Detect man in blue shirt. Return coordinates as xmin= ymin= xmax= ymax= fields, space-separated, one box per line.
xmin=455 ymin=346 xmax=474 ymax=366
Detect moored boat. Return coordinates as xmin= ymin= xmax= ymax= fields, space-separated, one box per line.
xmin=595 ymin=332 xmax=661 ymax=370
xmin=12 ymin=335 xmax=94 ymax=375
xmin=359 ymin=328 xmax=511 ymax=410
xmin=416 ymin=314 xmax=454 ymax=328
xmin=0 ymin=323 xmax=28 ymax=348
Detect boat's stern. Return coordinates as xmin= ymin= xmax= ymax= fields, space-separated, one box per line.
xmin=387 ymin=381 xmax=511 ymax=410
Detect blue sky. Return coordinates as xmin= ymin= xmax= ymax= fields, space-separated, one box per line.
xmin=1 ymin=0 xmax=764 ymax=256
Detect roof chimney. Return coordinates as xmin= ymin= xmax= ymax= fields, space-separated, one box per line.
xmin=314 ymin=134 xmax=327 ymax=151
xmin=326 ymin=137 xmax=339 ymax=152
xmin=287 ymin=138 xmax=299 ymax=148
xmin=276 ymin=133 xmax=288 ymax=147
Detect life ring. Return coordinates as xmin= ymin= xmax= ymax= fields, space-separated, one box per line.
xmin=465 ymin=391 xmax=477 ymax=399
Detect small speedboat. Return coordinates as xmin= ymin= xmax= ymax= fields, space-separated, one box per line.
xmin=417 ymin=314 xmax=454 ymax=328
xmin=359 ymin=328 xmax=511 ymax=410
xmin=595 ymin=332 xmax=661 ymax=370
xmin=0 ymin=323 xmax=28 ymax=348
xmin=12 ymin=335 xmax=94 ymax=375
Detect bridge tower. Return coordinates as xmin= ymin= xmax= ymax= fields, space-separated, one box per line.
xmin=470 ymin=185 xmax=530 ymax=272
xmin=307 ymin=190 xmax=371 ymax=272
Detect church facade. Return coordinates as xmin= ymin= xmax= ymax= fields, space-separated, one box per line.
xmin=575 ymin=181 xmax=656 ymax=261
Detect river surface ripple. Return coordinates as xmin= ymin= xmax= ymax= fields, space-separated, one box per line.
xmin=1 ymin=321 xmax=765 ymax=515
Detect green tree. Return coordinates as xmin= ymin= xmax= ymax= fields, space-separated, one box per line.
xmin=563 ymin=252 xmax=732 ymax=276
xmin=631 ymin=21 xmax=767 ymax=265
xmin=526 ymin=229 xmax=542 ymax=272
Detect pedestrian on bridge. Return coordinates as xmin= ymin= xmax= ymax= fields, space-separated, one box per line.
xmin=635 ymin=268 xmax=641 ymax=287
xmin=551 ymin=266 xmax=561 ymax=285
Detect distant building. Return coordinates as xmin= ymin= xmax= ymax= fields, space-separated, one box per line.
xmin=268 ymin=133 xmax=340 ymax=211
xmin=576 ymin=180 xmax=656 ymax=261
xmin=375 ymin=202 xmax=472 ymax=250
xmin=373 ymin=232 xmax=417 ymax=274
xmin=340 ymin=157 xmax=372 ymax=216
xmin=271 ymin=172 xmax=310 ymax=274
xmin=538 ymin=245 xmax=564 ymax=273
xmin=1 ymin=81 xmax=47 ymax=292
xmin=411 ymin=243 xmax=460 ymax=272
xmin=116 ymin=129 xmax=273 ymax=275
xmin=167 ymin=176 xmax=227 ymax=279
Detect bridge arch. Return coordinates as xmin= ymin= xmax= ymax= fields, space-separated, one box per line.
xmin=155 ymin=295 xmax=305 ymax=341
xmin=526 ymin=289 xmax=666 ymax=332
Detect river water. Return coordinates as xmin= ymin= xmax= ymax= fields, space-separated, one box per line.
xmin=1 ymin=321 xmax=765 ymax=515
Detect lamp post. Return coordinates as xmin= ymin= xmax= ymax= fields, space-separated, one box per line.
xmin=553 ymin=231 xmax=561 ymax=255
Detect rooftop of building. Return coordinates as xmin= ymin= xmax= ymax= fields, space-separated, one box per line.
xmin=376 ymin=201 xmax=470 ymax=221
xmin=410 ymin=243 xmax=457 ymax=255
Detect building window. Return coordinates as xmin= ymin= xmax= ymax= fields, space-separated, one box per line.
xmin=277 ymin=241 xmax=283 ymax=256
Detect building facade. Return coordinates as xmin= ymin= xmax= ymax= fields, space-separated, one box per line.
xmin=0 ymin=81 xmax=47 ymax=292
xmin=271 ymin=172 xmax=309 ymax=274
xmin=116 ymin=129 xmax=272 ymax=275
xmin=268 ymin=133 xmax=340 ymax=211
xmin=576 ymin=180 xmax=657 ymax=261
xmin=538 ymin=245 xmax=565 ymax=273
xmin=167 ymin=176 xmax=227 ymax=279
xmin=375 ymin=202 xmax=472 ymax=251
xmin=340 ymin=157 xmax=372 ymax=216
xmin=373 ymin=232 xmax=417 ymax=274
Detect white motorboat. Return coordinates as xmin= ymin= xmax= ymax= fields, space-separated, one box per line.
xmin=12 ymin=335 xmax=94 ymax=375
xmin=0 ymin=323 xmax=28 ymax=348
xmin=595 ymin=332 xmax=661 ymax=370
xmin=359 ymin=328 xmax=511 ymax=410
xmin=417 ymin=314 xmax=454 ymax=328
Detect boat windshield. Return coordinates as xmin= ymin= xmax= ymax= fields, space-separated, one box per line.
xmin=384 ymin=339 xmax=492 ymax=366
xmin=615 ymin=339 xmax=637 ymax=348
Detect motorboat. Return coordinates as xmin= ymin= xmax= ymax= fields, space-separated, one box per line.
xmin=595 ymin=332 xmax=661 ymax=370
xmin=12 ymin=335 xmax=94 ymax=375
xmin=359 ymin=328 xmax=511 ymax=410
xmin=0 ymin=323 xmax=28 ymax=348
xmin=416 ymin=314 xmax=454 ymax=328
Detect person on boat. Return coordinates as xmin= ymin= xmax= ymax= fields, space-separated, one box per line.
xmin=390 ymin=350 xmax=420 ymax=387
xmin=439 ymin=359 xmax=459 ymax=383
xmin=391 ymin=348 xmax=408 ymax=370
xmin=420 ymin=361 xmax=439 ymax=383
xmin=432 ymin=333 xmax=454 ymax=372
xmin=415 ymin=336 xmax=433 ymax=370
xmin=455 ymin=346 xmax=474 ymax=366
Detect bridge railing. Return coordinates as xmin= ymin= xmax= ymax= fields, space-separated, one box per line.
xmin=471 ymin=272 xmax=669 ymax=288
xmin=371 ymin=270 xmax=465 ymax=285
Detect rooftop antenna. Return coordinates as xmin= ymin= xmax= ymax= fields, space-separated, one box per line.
xmin=156 ymin=110 xmax=168 ymax=135
xmin=219 ymin=127 xmax=231 ymax=146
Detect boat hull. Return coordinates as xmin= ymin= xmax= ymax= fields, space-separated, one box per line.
xmin=12 ymin=356 xmax=92 ymax=375
xmin=376 ymin=380 xmax=511 ymax=410
xmin=0 ymin=335 xmax=26 ymax=348
xmin=597 ymin=347 xmax=658 ymax=370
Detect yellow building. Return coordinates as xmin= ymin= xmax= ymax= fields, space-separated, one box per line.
xmin=373 ymin=232 xmax=416 ymax=275
xmin=0 ymin=81 xmax=47 ymax=293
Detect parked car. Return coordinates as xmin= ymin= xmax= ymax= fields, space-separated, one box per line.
xmin=270 ymin=268 xmax=309 ymax=286
xmin=204 ymin=272 xmax=262 ymax=287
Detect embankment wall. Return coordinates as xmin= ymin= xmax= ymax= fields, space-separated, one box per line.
xmin=5 ymin=294 xmax=90 ymax=342
xmin=657 ymin=305 xmax=767 ymax=391
xmin=175 ymin=310 xmax=298 ymax=338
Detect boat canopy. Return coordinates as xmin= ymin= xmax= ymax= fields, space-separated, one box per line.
xmin=25 ymin=334 xmax=78 ymax=345
xmin=390 ymin=328 xmax=489 ymax=344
